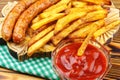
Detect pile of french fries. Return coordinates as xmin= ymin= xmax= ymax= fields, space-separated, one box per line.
xmin=27 ymin=0 xmax=120 ymax=56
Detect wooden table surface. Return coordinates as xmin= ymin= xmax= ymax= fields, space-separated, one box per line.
xmin=0 ymin=0 xmax=120 ymax=80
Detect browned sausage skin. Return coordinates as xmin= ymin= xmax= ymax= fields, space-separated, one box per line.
xmin=13 ymin=0 xmax=59 ymax=43
xmin=1 ymin=0 xmax=38 ymax=41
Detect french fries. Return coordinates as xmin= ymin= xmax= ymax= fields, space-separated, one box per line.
xmin=52 ymin=10 xmax=108 ymax=45
xmin=32 ymin=15 xmax=41 ymax=24
xmin=94 ymin=20 xmax=120 ymax=38
xmin=82 ymin=9 xmax=108 ymax=22
xmin=44 ymin=0 xmax=71 ymax=12
xmin=69 ymin=19 xmax=105 ymax=38
xmin=69 ymin=5 xmax=103 ymax=13
xmin=54 ymin=12 xmax=87 ymax=34
xmin=27 ymin=31 xmax=54 ymax=56
xmin=31 ymin=13 xmax=65 ymax=30
xmin=32 ymin=0 xmax=71 ymax=23
xmin=29 ymin=24 xmax=55 ymax=47
xmin=81 ymin=0 xmax=111 ymax=5
xmin=52 ymin=19 xmax=84 ymax=45
xmin=77 ymin=25 xmax=98 ymax=56
xmin=72 ymin=1 xmax=87 ymax=8
xmin=23 ymin=0 xmax=120 ymax=57
xmin=40 ymin=4 xmax=67 ymax=18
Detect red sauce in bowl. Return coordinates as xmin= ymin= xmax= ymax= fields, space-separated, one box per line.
xmin=55 ymin=42 xmax=108 ymax=80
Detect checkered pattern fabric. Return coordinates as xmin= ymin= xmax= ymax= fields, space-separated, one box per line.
xmin=0 ymin=44 xmax=59 ymax=80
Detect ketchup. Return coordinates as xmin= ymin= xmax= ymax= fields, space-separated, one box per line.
xmin=55 ymin=43 xmax=107 ymax=80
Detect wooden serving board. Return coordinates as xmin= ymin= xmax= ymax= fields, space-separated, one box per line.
xmin=0 ymin=0 xmax=120 ymax=80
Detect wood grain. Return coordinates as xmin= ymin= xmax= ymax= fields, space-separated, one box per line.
xmin=0 ymin=68 xmax=44 ymax=80
xmin=0 ymin=0 xmax=120 ymax=80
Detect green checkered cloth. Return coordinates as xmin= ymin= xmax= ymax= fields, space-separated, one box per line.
xmin=0 ymin=44 xmax=60 ymax=80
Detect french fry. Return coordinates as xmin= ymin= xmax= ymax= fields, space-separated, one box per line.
xmin=36 ymin=43 xmax=55 ymax=52
xmin=77 ymin=25 xmax=98 ymax=56
xmin=81 ymin=0 xmax=111 ymax=5
xmin=69 ymin=19 xmax=105 ymax=38
xmin=40 ymin=4 xmax=67 ymax=18
xmin=52 ymin=19 xmax=84 ymax=45
xmin=32 ymin=1 xmax=103 ymax=23
xmin=52 ymin=10 xmax=108 ymax=45
xmin=29 ymin=24 xmax=55 ymax=47
xmin=69 ymin=25 xmax=91 ymax=38
xmin=32 ymin=15 xmax=41 ymax=24
xmin=72 ymin=1 xmax=87 ymax=8
xmin=82 ymin=9 xmax=108 ymax=22
xmin=54 ymin=7 xmax=106 ymax=34
xmin=54 ymin=12 xmax=87 ymax=34
xmin=44 ymin=0 xmax=70 ymax=12
xmin=31 ymin=13 xmax=65 ymax=30
xmin=27 ymin=31 xmax=54 ymax=56
xmin=69 ymin=5 xmax=103 ymax=14
xmin=94 ymin=20 xmax=120 ymax=38
xmin=42 ymin=43 xmax=55 ymax=52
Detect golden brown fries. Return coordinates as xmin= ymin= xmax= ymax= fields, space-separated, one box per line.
xmin=44 ymin=0 xmax=70 ymax=12
xmin=72 ymin=1 xmax=87 ymax=8
xmin=81 ymin=0 xmax=111 ymax=5
xmin=40 ymin=4 xmax=67 ymax=18
xmin=82 ymin=9 xmax=108 ymax=22
xmin=54 ymin=6 xmax=105 ymax=34
xmin=31 ymin=13 xmax=65 ymax=30
xmin=77 ymin=25 xmax=98 ymax=56
xmin=54 ymin=12 xmax=87 ymax=34
xmin=69 ymin=24 xmax=92 ymax=38
xmin=29 ymin=24 xmax=55 ymax=47
xmin=33 ymin=43 xmax=55 ymax=52
xmin=94 ymin=20 xmax=120 ymax=38
xmin=42 ymin=43 xmax=55 ymax=52
xmin=52 ymin=19 xmax=84 ymax=45
xmin=69 ymin=5 xmax=103 ymax=14
xmin=27 ymin=31 xmax=54 ymax=56
xmin=69 ymin=19 xmax=105 ymax=38
xmin=32 ymin=15 xmax=41 ymax=24
xmin=52 ymin=10 xmax=108 ymax=45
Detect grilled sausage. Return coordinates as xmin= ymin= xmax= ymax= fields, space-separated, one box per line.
xmin=2 ymin=0 xmax=38 ymax=41
xmin=13 ymin=0 xmax=59 ymax=43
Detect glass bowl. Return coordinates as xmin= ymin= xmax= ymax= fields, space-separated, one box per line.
xmin=52 ymin=38 xmax=112 ymax=80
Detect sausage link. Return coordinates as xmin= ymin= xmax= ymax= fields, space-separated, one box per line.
xmin=1 ymin=0 xmax=38 ymax=41
xmin=13 ymin=0 xmax=59 ymax=43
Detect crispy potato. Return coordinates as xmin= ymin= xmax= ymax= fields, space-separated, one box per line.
xmin=52 ymin=19 xmax=84 ymax=45
xmin=82 ymin=9 xmax=108 ymax=22
xmin=27 ymin=31 xmax=54 ymax=56
xmin=29 ymin=24 xmax=55 ymax=47
xmin=32 ymin=15 xmax=41 ymax=24
xmin=54 ymin=12 xmax=87 ymax=34
xmin=52 ymin=10 xmax=108 ymax=45
xmin=69 ymin=5 xmax=103 ymax=13
xmin=40 ymin=4 xmax=67 ymax=18
xmin=31 ymin=13 xmax=65 ymax=30
xmin=81 ymin=0 xmax=111 ymax=5
xmin=42 ymin=43 xmax=55 ymax=52
xmin=36 ymin=43 xmax=55 ymax=52
xmin=94 ymin=20 xmax=120 ymax=38
xmin=69 ymin=24 xmax=91 ymax=38
xmin=64 ymin=1 xmax=72 ymax=14
xmin=77 ymin=25 xmax=98 ymax=56
xmin=32 ymin=0 xmax=70 ymax=23
xmin=72 ymin=1 xmax=87 ymax=8
xmin=69 ymin=19 xmax=105 ymax=38
xmin=44 ymin=0 xmax=71 ymax=12
xmin=54 ymin=7 xmax=106 ymax=34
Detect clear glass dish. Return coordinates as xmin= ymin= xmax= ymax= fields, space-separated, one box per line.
xmin=52 ymin=38 xmax=112 ymax=80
